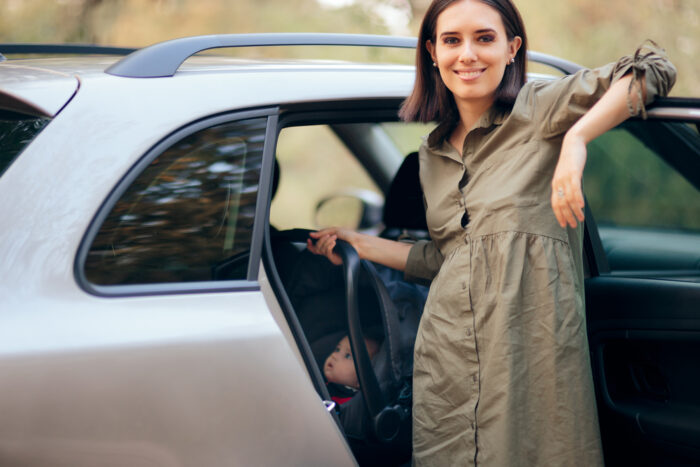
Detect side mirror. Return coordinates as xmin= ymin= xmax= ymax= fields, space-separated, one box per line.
xmin=314 ymin=189 xmax=383 ymax=231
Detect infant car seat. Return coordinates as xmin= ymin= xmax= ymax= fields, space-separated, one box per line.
xmin=279 ymin=152 xmax=429 ymax=466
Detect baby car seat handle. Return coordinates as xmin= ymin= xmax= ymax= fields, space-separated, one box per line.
xmin=334 ymin=240 xmax=402 ymax=442
xmin=334 ymin=240 xmax=386 ymax=413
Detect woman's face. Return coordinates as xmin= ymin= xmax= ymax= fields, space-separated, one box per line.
xmin=427 ymin=0 xmax=521 ymax=110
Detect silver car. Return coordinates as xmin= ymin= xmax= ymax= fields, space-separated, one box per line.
xmin=1 ymin=34 xmax=699 ymax=466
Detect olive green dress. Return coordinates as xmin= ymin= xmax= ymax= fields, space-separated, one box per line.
xmin=405 ymin=43 xmax=676 ymax=466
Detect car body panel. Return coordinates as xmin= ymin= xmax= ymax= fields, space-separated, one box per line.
xmin=0 ymin=63 xmax=78 ymax=116
xmin=0 ymin=292 xmax=355 ymax=466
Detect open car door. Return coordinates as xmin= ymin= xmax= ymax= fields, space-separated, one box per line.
xmin=582 ymin=98 xmax=700 ymax=466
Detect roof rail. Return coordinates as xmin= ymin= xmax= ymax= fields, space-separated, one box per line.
xmin=105 ymin=33 xmax=582 ymax=79
xmin=527 ymin=51 xmax=580 ymax=75
xmin=106 ymin=33 xmax=417 ymax=78
xmin=0 ymin=44 xmax=137 ymax=56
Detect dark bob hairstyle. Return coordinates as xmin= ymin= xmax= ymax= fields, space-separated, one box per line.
xmin=399 ymin=0 xmax=528 ymax=124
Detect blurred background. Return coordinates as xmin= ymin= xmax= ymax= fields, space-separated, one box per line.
xmin=0 ymin=0 xmax=697 ymax=96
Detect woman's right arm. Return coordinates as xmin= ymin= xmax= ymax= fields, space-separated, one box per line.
xmin=308 ymin=229 xmax=444 ymax=285
xmin=307 ymin=228 xmax=412 ymax=271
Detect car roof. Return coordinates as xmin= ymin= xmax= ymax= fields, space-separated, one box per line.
xmin=0 ymin=55 xmax=418 ymax=117
xmin=0 ymin=34 xmax=580 ymax=117
xmin=0 ymin=60 xmax=79 ymax=117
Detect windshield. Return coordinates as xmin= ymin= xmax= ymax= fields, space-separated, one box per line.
xmin=0 ymin=111 xmax=50 ymax=178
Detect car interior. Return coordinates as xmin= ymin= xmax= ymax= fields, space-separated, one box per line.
xmin=265 ymin=115 xmax=432 ymax=466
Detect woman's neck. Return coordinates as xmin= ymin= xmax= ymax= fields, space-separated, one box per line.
xmin=456 ymin=97 xmax=494 ymax=133
xmin=449 ymin=97 xmax=494 ymax=154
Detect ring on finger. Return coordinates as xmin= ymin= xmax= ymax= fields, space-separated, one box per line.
xmin=556 ymin=188 xmax=565 ymax=198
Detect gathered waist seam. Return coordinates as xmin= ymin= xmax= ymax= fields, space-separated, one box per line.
xmin=440 ymin=229 xmax=571 ymax=257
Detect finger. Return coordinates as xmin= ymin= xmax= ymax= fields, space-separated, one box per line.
xmin=564 ymin=205 xmax=579 ymax=228
xmin=559 ymin=204 xmax=577 ymax=229
xmin=316 ymin=236 xmax=329 ymax=254
xmin=571 ymin=197 xmax=585 ymax=223
xmin=325 ymin=235 xmax=337 ymax=255
xmin=307 ymin=238 xmax=321 ymax=254
xmin=551 ymin=189 xmax=567 ymax=228
xmin=559 ymin=190 xmax=579 ymax=229
xmin=570 ymin=182 xmax=586 ymax=223
xmin=562 ymin=177 xmax=585 ymax=225
xmin=320 ymin=236 xmax=336 ymax=256
xmin=552 ymin=191 xmax=577 ymax=228
xmin=310 ymin=228 xmax=337 ymax=238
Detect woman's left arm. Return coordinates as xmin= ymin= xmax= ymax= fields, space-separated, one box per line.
xmin=551 ymin=74 xmax=644 ymax=228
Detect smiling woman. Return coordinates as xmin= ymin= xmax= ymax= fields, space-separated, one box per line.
xmin=305 ymin=0 xmax=678 ymax=465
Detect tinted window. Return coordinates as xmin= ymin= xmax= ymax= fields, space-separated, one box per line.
xmin=0 ymin=111 xmax=50 ymax=177
xmin=585 ymin=119 xmax=700 ymax=277
xmin=85 ymin=117 xmax=266 ymax=285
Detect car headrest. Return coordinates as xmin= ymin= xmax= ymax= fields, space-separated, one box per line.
xmin=382 ymin=152 xmax=427 ymax=231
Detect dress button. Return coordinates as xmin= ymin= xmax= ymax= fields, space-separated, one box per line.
xmin=462 ymin=282 xmax=467 ymax=290
xmin=471 ymin=422 xmax=476 ymax=430
xmin=472 ymin=374 xmax=478 ymax=383
xmin=466 ymin=327 xmax=473 ymax=336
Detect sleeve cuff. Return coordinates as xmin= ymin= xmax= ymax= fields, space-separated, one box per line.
xmin=403 ymin=240 xmax=443 ymax=284
xmin=611 ymin=40 xmax=677 ymax=119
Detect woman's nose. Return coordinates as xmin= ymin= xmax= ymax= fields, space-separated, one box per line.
xmin=459 ymin=43 xmax=477 ymax=63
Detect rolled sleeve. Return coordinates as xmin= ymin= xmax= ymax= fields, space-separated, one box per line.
xmin=611 ymin=40 xmax=677 ymax=118
xmin=404 ymin=239 xmax=444 ymax=285
xmin=531 ymin=40 xmax=676 ymax=139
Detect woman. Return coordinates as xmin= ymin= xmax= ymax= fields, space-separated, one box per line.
xmin=308 ymin=0 xmax=676 ymax=464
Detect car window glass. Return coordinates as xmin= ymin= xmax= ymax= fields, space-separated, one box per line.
xmin=584 ymin=119 xmax=700 ymax=279
xmin=85 ymin=117 xmax=266 ymax=285
xmin=381 ymin=121 xmax=436 ymax=156
xmin=0 ymin=112 xmax=50 ymax=178
xmin=271 ymin=125 xmax=382 ymax=231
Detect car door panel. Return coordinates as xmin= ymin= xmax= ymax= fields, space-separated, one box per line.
xmin=587 ymin=277 xmax=700 ymax=465
xmin=0 ymin=293 xmax=355 ymax=466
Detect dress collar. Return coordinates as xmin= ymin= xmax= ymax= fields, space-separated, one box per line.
xmin=426 ymin=106 xmax=507 ymax=160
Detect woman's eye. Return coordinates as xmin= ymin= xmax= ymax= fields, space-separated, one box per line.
xmin=443 ymin=37 xmax=459 ymax=45
xmin=478 ymin=35 xmax=495 ymax=43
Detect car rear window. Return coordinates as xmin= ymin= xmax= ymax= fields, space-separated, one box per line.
xmin=0 ymin=111 xmax=50 ymax=178
xmin=84 ymin=117 xmax=266 ymax=286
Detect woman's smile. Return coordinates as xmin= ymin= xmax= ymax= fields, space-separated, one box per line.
xmin=454 ymin=67 xmax=487 ymax=81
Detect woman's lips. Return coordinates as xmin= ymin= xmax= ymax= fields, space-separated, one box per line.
xmin=455 ymin=68 xmax=486 ymax=81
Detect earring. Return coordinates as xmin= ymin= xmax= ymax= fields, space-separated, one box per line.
xmin=510 ymin=58 xmax=515 ymax=64
xmin=432 ymin=62 xmax=437 ymax=67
